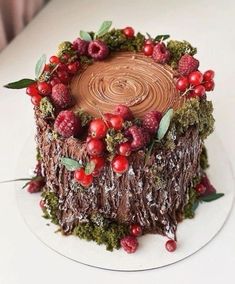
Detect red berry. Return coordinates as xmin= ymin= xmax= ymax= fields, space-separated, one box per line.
xmin=204 ymin=80 xmax=215 ymax=91
xmin=165 ymin=240 xmax=177 ymax=252
xmin=188 ymin=71 xmax=203 ymax=86
xmin=90 ymin=156 xmax=105 ymax=171
xmin=57 ymin=63 xmax=68 ymax=72
xmin=60 ymin=54 xmax=70 ymax=63
xmin=31 ymin=94 xmax=42 ymax=106
xmin=54 ymin=110 xmax=81 ymax=138
xmin=89 ymin=118 xmax=108 ymax=139
xmin=44 ymin=64 xmax=51 ymax=72
xmin=27 ymin=179 xmax=45 ymax=193
xmin=81 ymin=174 xmax=93 ymax=187
xmin=152 ymin=42 xmax=170 ymax=64
xmin=114 ymin=104 xmax=133 ymax=121
xmin=143 ymin=44 xmax=154 ymax=56
xmin=203 ymin=70 xmax=215 ymax=82
xmin=109 ymin=115 xmax=123 ymax=130
xmin=49 ymin=55 xmax=60 ymax=64
xmin=57 ymin=70 xmax=70 ymax=84
xmin=120 ymin=235 xmax=138 ymax=253
xmin=178 ymin=54 xmax=199 ymax=76
xmin=145 ymin=39 xmax=154 ymax=45
xmin=126 ymin=125 xmax=146 ymax=150
xmin=74 ymin=168 xmax=85 ymax=182
xmin=37 ymin=81 xmax=52 ymax=96
xmin=122 ymin=27 xmax=135 ymax=38
xmin=51 ymin=83 xmax=72 ymax=109
xmin=50 ymin=76 xmax=61 ymax=87
xmin=67 ymin=61 xmax=80 ymax=74
xmin=200 ymin=175 xmax=216 ymax=196
xmin=118 ymin=142 xmax=132 ymax=156
xmin=143 ymin=111 xmax=162 ymax=134
xmin=195 ymin=183 xmax=206 ymax=195
xmin=39 ymin=199 xmax=45 ymax=210
xmin=130 ymin=224 xmax=142 ymax=237
xmin=193 ymin=85 xmax=206 ymax=97
xmin=26 ymin=84 xmax=39 ymax=97
xmin=87 ymin=138 xmax=105 ymax=156
xmin=176 ymin=77 xmax=189 ymax=92
xmin=88 ymin=40 xmax=109 ymax=60
xmin=73 ymin=38 xmax=89 ymax=56
xmin=112 ymin=155 xmax=129 ymax=174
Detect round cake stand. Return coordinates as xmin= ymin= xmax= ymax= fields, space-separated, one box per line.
xmin=15 ymin=133 xmax=235 ymax=271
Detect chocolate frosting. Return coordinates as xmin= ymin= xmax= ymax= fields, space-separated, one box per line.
xmin=71 ymin=52 xmax=183 ymax=118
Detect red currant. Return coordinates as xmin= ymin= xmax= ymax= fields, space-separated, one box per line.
xmin=49 ymin=55 xmax=60 ymax=64
xmin=130 ymin=224 xmax=142 ymax=237
xmin=39 ymin=199 xmax=45 ymax=210
xmin=188 ymin=71 xmax=203 ymax=86
xmin=122 ymin=26 xmax=135 ymax=38
xmin=165 ymin=240 xmax=177 ymax=252
xmin=74 ymin=168 xmax=85 ymax=182
xmin=67 ymin=61 xmax=80 ymax=74
xmin=57 ymin=70 xmax=70 ymax=84
xmin=87 ymin=138 xmax=105 ymax=156
xmin=26 ymin=83 xmax=39 ymax=97
xmin=203 ymin=70 xmax=215 ymax=82
xmin=176 ymin=77 xmax=189 ymax=92
xmin=50 ymin=76 xmax=61 ymax=87
xmin=193 ymin=85 xmax=206 ymax=97
xmin=195 ymin=183 xmax=206 ymax=195
xmin=57 ymin=63 xmax=68 ymax=72
xmin=118 ymin=142 xmax=132 ymax=156
xmin=109 ymin=115 xmax=123 ymax=130
xmin=89 ymin=118 xmax=108 ymax=139
xmin=37 ymin=81 xmax=52 ymax=96
xmin=143 ymin=44 xmax=154 ymax=56
xmin=81 ymin=174 xmax=93 ymax=187
xmin=204 ymin=80 xmax=215 ymax=91
xmin=111 ymin=155 xmax=129 ymax=174
xmin=90 ymin=156 xmax=105 ymax=172
xmin=145 ymin=39 xmax=154 ymax=45
xmin=44 ymin=64 xmax=51 ymax=72
xmin=31 ymin=94 xmax=42 ymax=106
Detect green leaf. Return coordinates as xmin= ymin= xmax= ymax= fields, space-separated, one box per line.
xmin=192 ymin=200 xmax=199 ymax=212
xmin=200 ymin=193 xmax=224 ymax=202
xmin=60 ymin=157 xmax=82 ymax=171
xmin=4 ymin=78 xmax=36 ymax=89
xmin=157 ymin=108 xmax=173 ymax=140
xmin=146 ymin=32 xmax=152 ymax=39
xmin=80 ymin=30 xmax=92 ymax=42
xmin=85 ymin=161 xmax=96 ymax=175
xmin=95 ymin=20 xmax=112 ymax=38
xmin=35 ymin=54 xmax=46 ymax=79
xmin=154 ymin=34 xmax=170 ymax=42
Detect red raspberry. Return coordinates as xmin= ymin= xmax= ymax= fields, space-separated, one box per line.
xmin=126 ymin=125 xmax=146 ymax=150
xmin=73 ymin=38 xmax=89 ymax=56
xmin=200 ymin=175 xmax=216 ymax=196
xmin=143 ymin=111 xmax=162 ymax=134
xmin=178 ymin=54 xmax=199 ymax=76
xmin=27 ymin=178 xmax=45 ymax=193
xmin=120 ymin=235 xmax=138 ymax=253
xmin=152 ymin=42 xmax=170 ymax=64
xmin=114 ymin=104 xmax=133 ymax=121
xmin=88 ymin=40 xmax=109 ymax=60
xmin=51 ymin=83 xmax=72 ymax=109
xmin=54 ymin=110 xmax=81 ymax=138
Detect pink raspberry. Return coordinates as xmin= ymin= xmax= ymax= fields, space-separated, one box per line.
xmin=72 ymin=38 xmax=89 ymax=56
xmin=143 ymin=111 xmax=162 ymax=134
xmin=114 ymin=104 xmax=133 ymax=121
xmin=51 ymin=83 xmax=72 ymax=109
xmin=120 ymin=235 xmax=138 ymax=253
xmin=54 ymin=110 xmax=81 ymax=138
xmin=88 ymin=40 xmax=109 ymax=60
xmin=200 ymin=175 xmax=216 ymax=196
xmin=178 ymin=54 xmax=199 ymax=76
xmin=126 ymin=125 xmax=146 ymax=150
xmin=152 ymin=42 xmax=170 ymax=64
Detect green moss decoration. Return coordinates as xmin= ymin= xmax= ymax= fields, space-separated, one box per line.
xmin=39 ymin=97 xmax=55 ymax=118
xmin=79 ymin=55 xmax=93 ymax=65
xmin=200 ymin=145 xmax=209 ymax=170
xmin=172 ymin=98 xmax=215 ymax=140
xmin=167 ymin=40 xmax=197 ymax=69
xmin=75 ymin=109 xmax=93 ymax=127
xmin=105 ymin=129 xmax=128 ymax=154
xmin=57 ymin=41 xmax=73 ymax=57
xmin=41 ymin=190 xmax=59 ymax=224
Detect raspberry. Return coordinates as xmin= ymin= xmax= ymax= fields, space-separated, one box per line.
xmin=27 ymin=178 xmax=45 ymax=193
xmin=88 ymin=40 xmax=109 ymax=60
xmin=54 ymin=110 xmax=81 ymax=138
xmin=114 ymin=104 xmax=133 ymax=121
xmin=178 ymin=54 xmax=199 ymax=76
xmin=72 ymin=38 xmax=89 ymax=56
xmin=143 ymin=111 xmax=162 ymax=134
xmin=126 ymin=125 xmax=146 ymax=150
xmin=51 ymin=83 xmax=72 ymax=109
xmin=200 ymin=175 xmax=216 ymax=196
xmin=152 ymin=42 xmax=170 ymax=64
xmin=120 ymin=235 xmax=138 ymax=253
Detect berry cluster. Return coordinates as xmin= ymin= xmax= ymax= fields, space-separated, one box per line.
xmin=142 ymin=38 xmax=170 ymax=64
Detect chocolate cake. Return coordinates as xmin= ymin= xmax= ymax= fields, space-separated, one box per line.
xmin=6 ymin=22 xmax=223 ymax=253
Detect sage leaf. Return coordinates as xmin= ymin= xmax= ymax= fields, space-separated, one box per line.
xmin=4 ymin=78 xmax=35 ymax=89
xmin=35 ymin=54 xmax=46 ymax=79
xmin=85 ymin=161 xmax=96 ymax=175
xmin=154 ymin=34 xmax=170 ymax=42
xmin=80 ymin=30 xmax=92 ymax=42
xmin=60 ymin=157 xmax=82 ymax=171
xmin=200 ymin=193 xmax=224 ymax=202
xmin=95 ymin=20 xmax=112 ymax=38
xmin=192 ymin=200 xmax=199 ymax=212
xmin=157 ymin=108 xmax=173 ymax=140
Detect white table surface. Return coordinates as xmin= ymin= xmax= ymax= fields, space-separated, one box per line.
xmin=0 ymin=0 xmax=235 ymax=283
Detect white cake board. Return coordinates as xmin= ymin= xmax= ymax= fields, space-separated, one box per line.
xmin=15 ymin=133 xmax=234 ymax=271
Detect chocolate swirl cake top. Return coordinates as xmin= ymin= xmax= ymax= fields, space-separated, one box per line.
xmin=71 ymin=52 xmax=184 ymax=118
